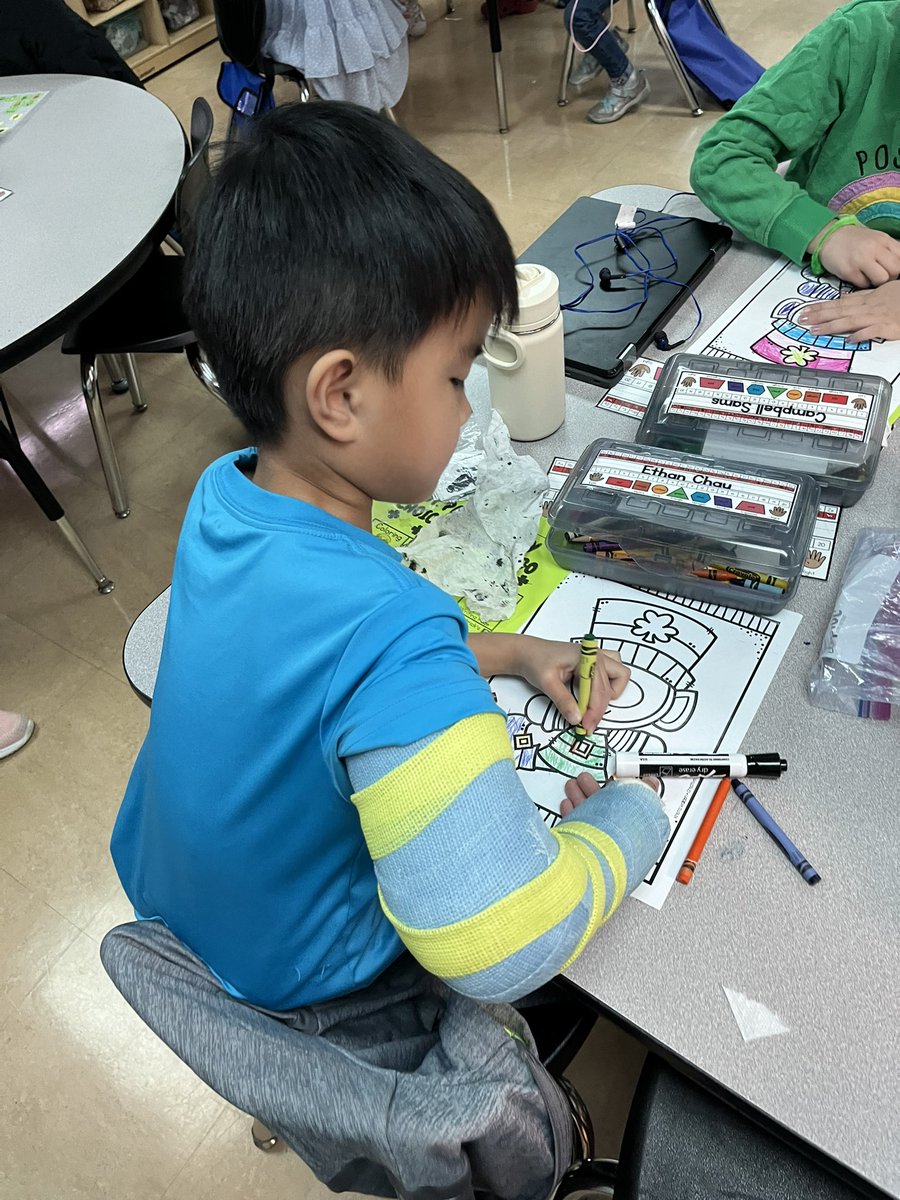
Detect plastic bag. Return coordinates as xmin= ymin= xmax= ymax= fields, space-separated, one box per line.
xmin=407 ymin=411 xmax=547 ymax=621
xmin=809 ymin=528 xmax=900 ymax=720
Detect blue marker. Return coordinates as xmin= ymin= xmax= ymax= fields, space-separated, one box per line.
xmin=731 ymin=780 xmax=820 ymax=885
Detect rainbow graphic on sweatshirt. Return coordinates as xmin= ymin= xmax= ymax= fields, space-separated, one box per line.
xmin=830 ymin=172 xmax=900 ymax=235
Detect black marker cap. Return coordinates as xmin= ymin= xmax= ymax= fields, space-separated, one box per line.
xmin=747 ymin=753 xmax=788 ymax=776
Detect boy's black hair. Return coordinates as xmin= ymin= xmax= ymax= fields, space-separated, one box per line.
xmin=184 ymin=102 xmax=519 ymax=445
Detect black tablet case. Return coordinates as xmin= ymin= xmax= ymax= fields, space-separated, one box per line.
xmin=518 ymin=196 xmax=732 ymax=385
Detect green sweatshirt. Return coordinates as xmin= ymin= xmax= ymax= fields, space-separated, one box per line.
xmin=690 ymin=0 xmax=900 ymax=264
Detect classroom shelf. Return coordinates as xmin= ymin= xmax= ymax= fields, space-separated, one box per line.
xmin=85 ymin=0 xmax=146 ymax=28
xmin=65 ymin=0 xmax=217 ymax=81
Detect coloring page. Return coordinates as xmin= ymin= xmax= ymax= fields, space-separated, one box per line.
xmin=491 ymin=574 xmax=801 ymax=907
xmin=690 ymin=258 xmax=900 ymax=426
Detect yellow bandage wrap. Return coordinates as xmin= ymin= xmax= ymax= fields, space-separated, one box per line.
xmin=351 ymin=712 xmax=513 ymax=861
xmin=556 ymin=822 xmax=627 ymax=913
xmin=379 ymin=841 xmax=588 ymax=980
xmin=558 ymin=833 xmax=607 ymax=970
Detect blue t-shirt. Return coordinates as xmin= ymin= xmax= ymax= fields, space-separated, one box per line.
xmin=111 ymin=450 xmax=498 ymax=1010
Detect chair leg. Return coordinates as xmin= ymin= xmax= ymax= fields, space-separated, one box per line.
xmin=122 ymin=353 xmax=148 ymax=412
xmin=101 ymin=354 xmax=130 ymax=395
xmin=251 ymin=1120 xmax=279 ymax=1152
xmin=0 ymin=389 xmax=114 ymax=593
xmin=80 ymin=356 xmax=130 ymax=518
xmin=645 ymin=0 xmax=703 ymax=116
xmin=558 ymin=37 xmax=575 ymax=106
xmin=183 ymin=342 xmax=225 ymax=406
xmin=484 ymin=0 xmax=509 ymax=133
xmin=55 ymin=517 xmax=116 ymax=594
xmin=625 ymin=0 xmax=637 ymax=31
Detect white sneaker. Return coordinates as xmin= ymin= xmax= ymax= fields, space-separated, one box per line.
xmin=0 ymin=710 xmax=34 ymax=760
xmin=400 ymin=0 xmax=427 ymax=36
xmin=586 ymin=67 xmax=650 ymax=123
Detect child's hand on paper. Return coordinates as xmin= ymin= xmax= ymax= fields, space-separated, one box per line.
xmin=797 ymin=279 xmax=900 ymax=342
xmin=513 ymin=636 xmax=630 ymax=733
xmin=808 ymin=223 xmax=900 ymax=289
xmin=561 ymin=771 xmax=660 ymax=817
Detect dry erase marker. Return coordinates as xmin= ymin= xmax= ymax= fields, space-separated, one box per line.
xmin=612 ymin=752 xmax=787 ymax=779
xmin=574 ymin=635 xmax=597 ymax=735
xmin=731 ymin=780 xmax=820 ymax=885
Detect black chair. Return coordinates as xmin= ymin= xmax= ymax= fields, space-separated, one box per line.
xmin=0 ymin=383 xmax=114 ymax=593
xmin=213 ymin=0 xmax=310 ymax=124
xmin=558 ymin=1053 xmax=867 ymax=1199
xmin=61 ymin=97 xmax=222 ymax=519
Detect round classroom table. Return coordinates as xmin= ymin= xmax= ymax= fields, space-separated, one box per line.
xmin=0 ymin=74 xmax=186 ymax=372
xmin=122 ymin=186 xmax=900 ymax=1198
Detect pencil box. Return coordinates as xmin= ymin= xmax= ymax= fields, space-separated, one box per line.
xmin=546 ymin=438 xmax=819 ymax=614
xmin=635 ymin=353 xmax=890 ymax=506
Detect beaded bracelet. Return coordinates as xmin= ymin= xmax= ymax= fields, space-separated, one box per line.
xmin=810 ymin=214 xmax=859 ymax=277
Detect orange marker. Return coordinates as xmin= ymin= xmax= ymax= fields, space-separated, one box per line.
xmin=677 ymin=777 xmax=731 ymax=885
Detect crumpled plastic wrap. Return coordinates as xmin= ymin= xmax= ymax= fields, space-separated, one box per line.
xmin=408 ymin=410 xmax=548 ymax=620
xmin=809 ymin=528 xmax=900 ymax=720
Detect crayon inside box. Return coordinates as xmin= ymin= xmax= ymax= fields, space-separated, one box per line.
xmin=635 ymin=353 xmax=890 ymax=506
xmin=546 ymin=438 xmax=819 ymax=614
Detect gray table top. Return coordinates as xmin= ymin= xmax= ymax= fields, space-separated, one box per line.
xmin=122 ymin=186 xmax=900 ymax=1196
xmin=0 ymin=74 xmax=185 ymax=368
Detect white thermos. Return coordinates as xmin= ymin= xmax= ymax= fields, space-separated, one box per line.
xmin=483 ymin=263 xmax=566 ymax=441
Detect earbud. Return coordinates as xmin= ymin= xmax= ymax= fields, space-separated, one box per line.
xmin=599 ymin=268 xmax=613 ymax=291
xmin=653 ymin=330 xmax=690 ymax=351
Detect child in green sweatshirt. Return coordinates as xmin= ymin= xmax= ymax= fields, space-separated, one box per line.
xmin=690 ymin=0 xmax=900 ymax=342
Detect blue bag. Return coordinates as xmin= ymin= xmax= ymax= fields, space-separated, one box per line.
xmin=217 ymin=60 xmax=274 ymax=131
xmin=658 ymin=0 xmax=763 ymax=106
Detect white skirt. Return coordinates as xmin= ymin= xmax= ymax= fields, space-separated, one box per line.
xmin=262 ymin=0 xmax=409 ymax=109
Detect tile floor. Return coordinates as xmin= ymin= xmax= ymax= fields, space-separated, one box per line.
xmin=1 ymin=2 xmax=838 ymax=1195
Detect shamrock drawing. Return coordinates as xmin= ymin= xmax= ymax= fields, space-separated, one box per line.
xmin=631 ymin=610 xmax=678 ymax=644
xmin=781 ymin=345 xmax=819 ymax=367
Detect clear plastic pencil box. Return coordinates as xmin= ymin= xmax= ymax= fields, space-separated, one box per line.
xmin=546 ymin=438 xmax=819 ymax=614
xmin=635 ymin=353 xmax=890 ymax=506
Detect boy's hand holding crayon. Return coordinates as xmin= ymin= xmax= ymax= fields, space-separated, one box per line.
xmin=470 ymin=633 xmax=630 ymax=734
xmin=509 ymin=635 xmax=631 ymax=735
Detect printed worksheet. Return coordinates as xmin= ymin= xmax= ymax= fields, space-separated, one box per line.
xmin=0 ymin=92 xmax=46 ymax=134
xmin=491 ymin=575 xmax=801 ymax=908
xmin=689 ymin=257 xmax=900 ymax=428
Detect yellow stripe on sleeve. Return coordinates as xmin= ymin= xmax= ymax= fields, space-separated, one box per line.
xmin=557 ymin=833 xmax=607 ymax=970
xmin=378 ymin=840 xmax=588 ymax=980
xmin=556 ymin=822 xmax=627 ymax=915
xmin=351 ymin=712 xmax=513 ymax=860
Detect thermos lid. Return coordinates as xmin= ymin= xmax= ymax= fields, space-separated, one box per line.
xmin=508 ymin=263 xmax=561 ymax=333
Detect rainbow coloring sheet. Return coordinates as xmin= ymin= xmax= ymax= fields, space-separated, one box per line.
xmin=689 ymin=257 xmax=900 ymax=428
xmin=491 ymin=574 xmax=800 ymax=908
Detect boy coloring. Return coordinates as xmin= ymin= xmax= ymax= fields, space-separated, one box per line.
xmin=110 ymin=103 xmax=668 ymax=1013
xmin=691 ymin=0 xmax=900 ymax=343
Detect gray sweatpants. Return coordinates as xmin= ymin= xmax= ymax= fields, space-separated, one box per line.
xmin=100 ymin=921 xmax=574 ymax=1199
